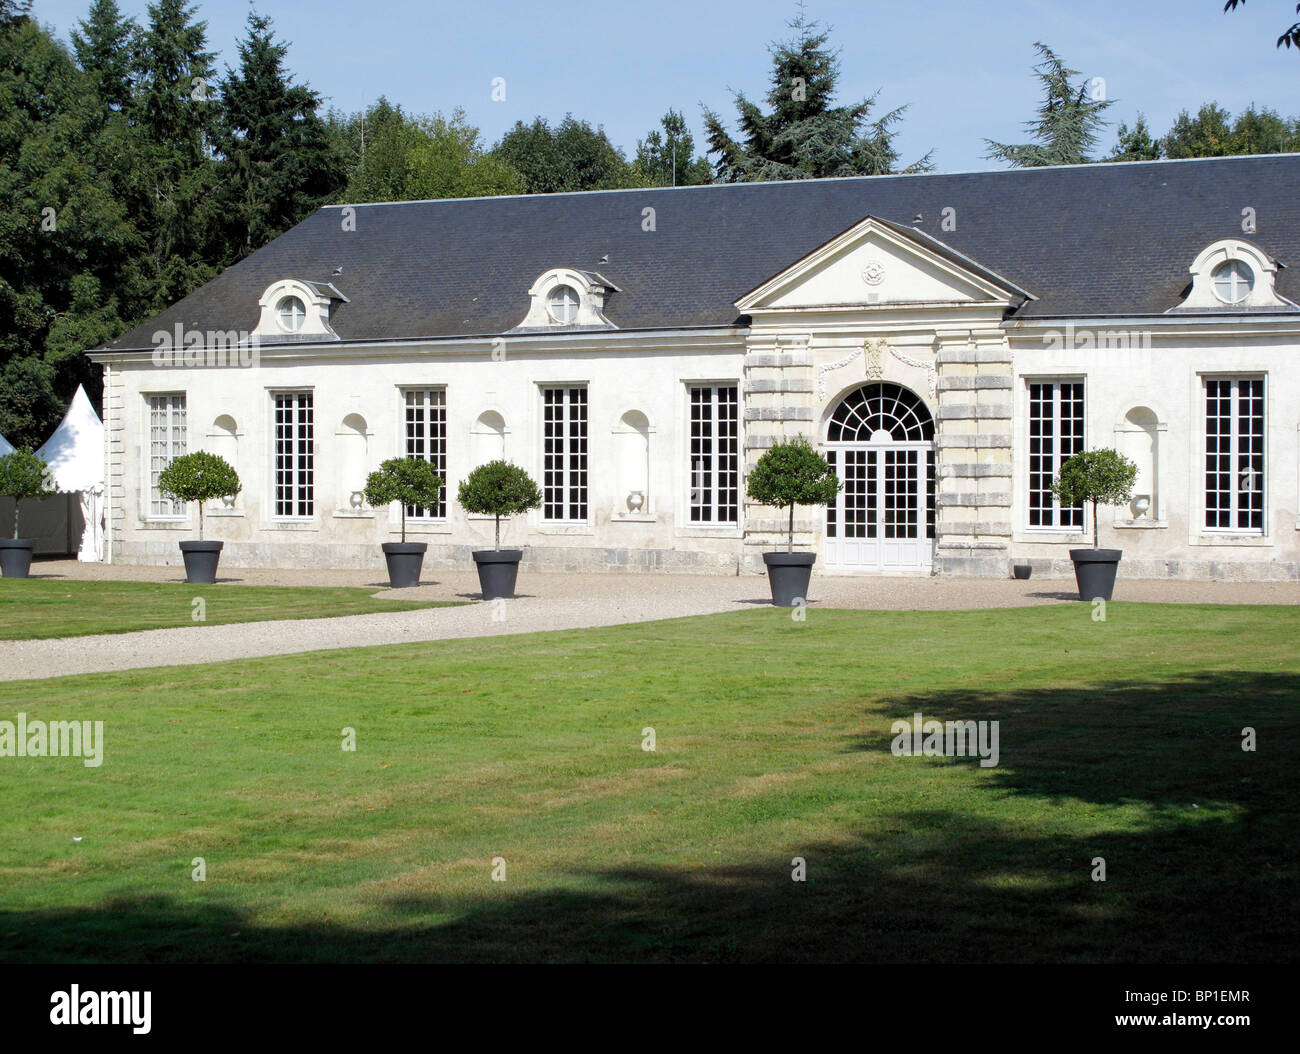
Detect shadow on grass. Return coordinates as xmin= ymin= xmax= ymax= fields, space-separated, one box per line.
xmin=4 ymin=671 xmax=1295 ymax=964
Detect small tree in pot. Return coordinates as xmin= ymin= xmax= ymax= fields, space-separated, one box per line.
xmin=0 ymin=449 xmax=56 ymax=578
xmin=457 ymin=460 xmax=541 ymax=600
xmin=745 ymin=436 xmax=841 ymax=606
xmin=157 ymin=451 xmax=242 ymax=585
xmin=364 ymin=457 xmax=444 ymax=588
xmin=1051 ymin=448 xmax=1137 ymax=601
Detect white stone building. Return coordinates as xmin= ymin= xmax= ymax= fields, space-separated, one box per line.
xmin=89 ymin=155 xmax=1300 ymax=580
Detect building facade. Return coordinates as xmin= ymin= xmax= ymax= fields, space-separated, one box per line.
xmin=89 ymin=156 xmax=1300 ymax=580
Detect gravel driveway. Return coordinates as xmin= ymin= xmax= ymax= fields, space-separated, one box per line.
xmin=1 ymin=559 xmax=1293 ymax=683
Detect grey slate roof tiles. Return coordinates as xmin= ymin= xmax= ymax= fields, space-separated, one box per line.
xmin=101 ymin=154 xmax=1300 ymax=352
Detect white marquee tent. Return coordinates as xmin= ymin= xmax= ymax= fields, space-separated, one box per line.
xmin=0 ymin=386 xmax=105 ymax=560
xmin=0 ymin=433 xmax=12 ymax=457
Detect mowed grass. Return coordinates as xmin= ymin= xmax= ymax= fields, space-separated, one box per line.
xmin=0 ymin=579 xmax=461 ymax=640
xmin=0 ymin=602 xmax=1297 ymax=963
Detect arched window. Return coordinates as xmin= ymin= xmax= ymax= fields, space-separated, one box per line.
xmin=827 ymin=383 xmax=934 ymax=442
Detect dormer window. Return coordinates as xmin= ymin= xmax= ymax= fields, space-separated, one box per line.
xmin=1169 ymin=240 xmax=1296 ymax=313
xmin=548 ymin=286 xmax=580 ymax=324
xmin=278 ymin=296 xmax=307 ymax=331
xmin=511 ymin=268 xmax=621 ymax=332
xmin=1211 ymin=260 xmax=1254 ymax=305
xmin=252 ymin=279 xmax=348 ymax=341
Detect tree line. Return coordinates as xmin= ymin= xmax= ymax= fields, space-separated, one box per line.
xmin=1 ymin=0 xmax=1296 ymax=446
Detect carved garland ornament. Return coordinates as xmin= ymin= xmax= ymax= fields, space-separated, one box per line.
xmin=817 ymin=338 xmax=936 ymax=401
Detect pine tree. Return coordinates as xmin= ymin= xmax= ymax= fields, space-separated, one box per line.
xmin=702 ymin=9 xmax=931 ymax=182
xmin=70 ymin=0 xmax=137 ymax=113
xmin=129 ymin=0 xmax=218 ymax=299
xmin=214 ymin=11 xmax=343 ymax=260
xmin=985 ymin=43 xmax=1113 ymax=167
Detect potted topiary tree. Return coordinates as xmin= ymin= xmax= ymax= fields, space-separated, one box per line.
xmin=745 ymin=436 xmax=842 ymax=607
xmin=0 ymin=449 xmax=56 ymax=578
xmin=1051 ymin=448 xmax=1138 ymax=602
xmin=156 ymin=451 xmax=242 ymax=585
xmin=457 ymin=460 xmax=541 ymax=600
xmin=364 ymin=457 xmax=444 ymax=588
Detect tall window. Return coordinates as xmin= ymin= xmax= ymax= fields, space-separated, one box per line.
xmin=1028 ymin=381 xmax=1084 ymax=529
xmin=148 ymin=394 xmax=187 ymax=517
xmin=1205 ymin=377 xmax=1264 ymax=532
xmin=542 ymin=386 xmax=587 ymax=521
xmin=404 ymin=389 xmax=447 ymax=518
xmin=689 ymin=385 xmax=739 ymax=523
xmin=274 ymin=393 xmax=314 ymax=517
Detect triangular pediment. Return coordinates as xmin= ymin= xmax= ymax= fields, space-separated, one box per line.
xmin=736 ymin=216 xmax=1033 ymax=313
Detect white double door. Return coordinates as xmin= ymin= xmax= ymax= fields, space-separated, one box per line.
xmin=824 ymin=443 xmax=934 ymax=572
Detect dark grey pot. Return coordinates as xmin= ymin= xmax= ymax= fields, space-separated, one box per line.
xmin=1012 ymin=564 xmax=1032 ymax=580
xmin=472 ymin=549 xmax=523 ymax=600
xmin=0 ymin=539 xmax=35 ymax=579
xmin=763 ymin=551 xmax=816 ymax=607
xmin=382 ymin=541 xmax=427 ymax=589
xmin=179 ymin=540 xmax=223 ymax=585
xmin=1070 ymin=548 xmax=1122 ymax=601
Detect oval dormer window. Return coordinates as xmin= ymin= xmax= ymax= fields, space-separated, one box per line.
xmin=1211 ymin=260 xmax=1254 ymax=305
xmin=547 ymin=285 xmax=580 ymax=324
xmin=278 ymin=295 xmax=307 ymax=332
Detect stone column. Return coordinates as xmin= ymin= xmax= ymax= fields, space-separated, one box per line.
xmin=933 ymin=331 xmax=1014 ymax=576
xmin=741 ymin=334 xmax=817 ymax=572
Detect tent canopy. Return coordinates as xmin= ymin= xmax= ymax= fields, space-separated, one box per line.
xmin=34 ymin=385 xmax=104 ymax=493
xmin=0 ymin=433 xmax=13 ymax=457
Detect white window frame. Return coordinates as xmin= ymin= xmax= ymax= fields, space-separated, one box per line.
xmin=147 ymin=393 xmax=187 ymax=519
xmin=402 ymin=387 xmax=447 ymax=520
xmin=273 ymin=391 xmax=315 ymax=519
xmin=1202 ymin=375 xmax=1266 ymax=535
xmin=1026 ymin=378 xmax=1086 ymax=531
xmin=687 ymin=383 xmax=740 ymax=525
xmin=541 ymin=385 xmax=588 ymax=522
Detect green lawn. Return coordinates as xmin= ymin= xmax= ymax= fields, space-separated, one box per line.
xmin=1 ymin=602 xmax=1296 ymax=963
xmin=0 ymin=579 xmax=461 ymax=640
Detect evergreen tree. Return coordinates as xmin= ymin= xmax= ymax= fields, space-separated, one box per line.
xmin=985 ymin=42 xmax=1113 ymax=167
xmin=493 ymin=115 xmax=643 ymax=193
xmin=70 ymin=0 xmax=137 ymax=113
xmin=214 ymin=10 xmax=343 ymax=260
xmin=1107 ymin=114 xmax=1164 ymax=161
xmin=701 ymin=10 xmax=931 ymax=182
xmin=129 ymin=0 xmax=219 ymax=301
xmin=0 ymin=6 xmax=135 ymax=438
xmin=634 ymin=109 xmax=712 ymax=186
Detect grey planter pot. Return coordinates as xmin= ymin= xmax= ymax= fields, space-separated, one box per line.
xmin=179 ymin=540 xmax=223 ymax=585
xmin=382 ymin=541 xmax=427 ymax=589
xmin=0 ymin=539 xmax=35 ymax=579
xmin=1069 ymin=548 xmax=1122 ymax=601
xmin=762 ymin=551 xmax=816 ymax=607
xmin=1012 ymin=564 xmax=1032 ymax=580
xmin=472 ymin=549 xmax=523 ymax=600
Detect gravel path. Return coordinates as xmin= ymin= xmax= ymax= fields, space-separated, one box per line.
xmin=2 ymin=559 xmax=1294 ymax=683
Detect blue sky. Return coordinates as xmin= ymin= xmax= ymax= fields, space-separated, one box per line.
xmin=29 ymin=0 xmax=1300 ymax=172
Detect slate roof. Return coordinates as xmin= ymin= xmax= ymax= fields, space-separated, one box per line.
xmin=101 ymin=154 xmax=1300 ymax=352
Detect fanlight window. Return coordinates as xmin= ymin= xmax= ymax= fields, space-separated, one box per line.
xmin=826 ymin=383 xmax=934 ymax=442
xmin=1211 ymin=260 xmax=1254 ymax=305
xmin=277 ymin=295 xmax=307 ymax=331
